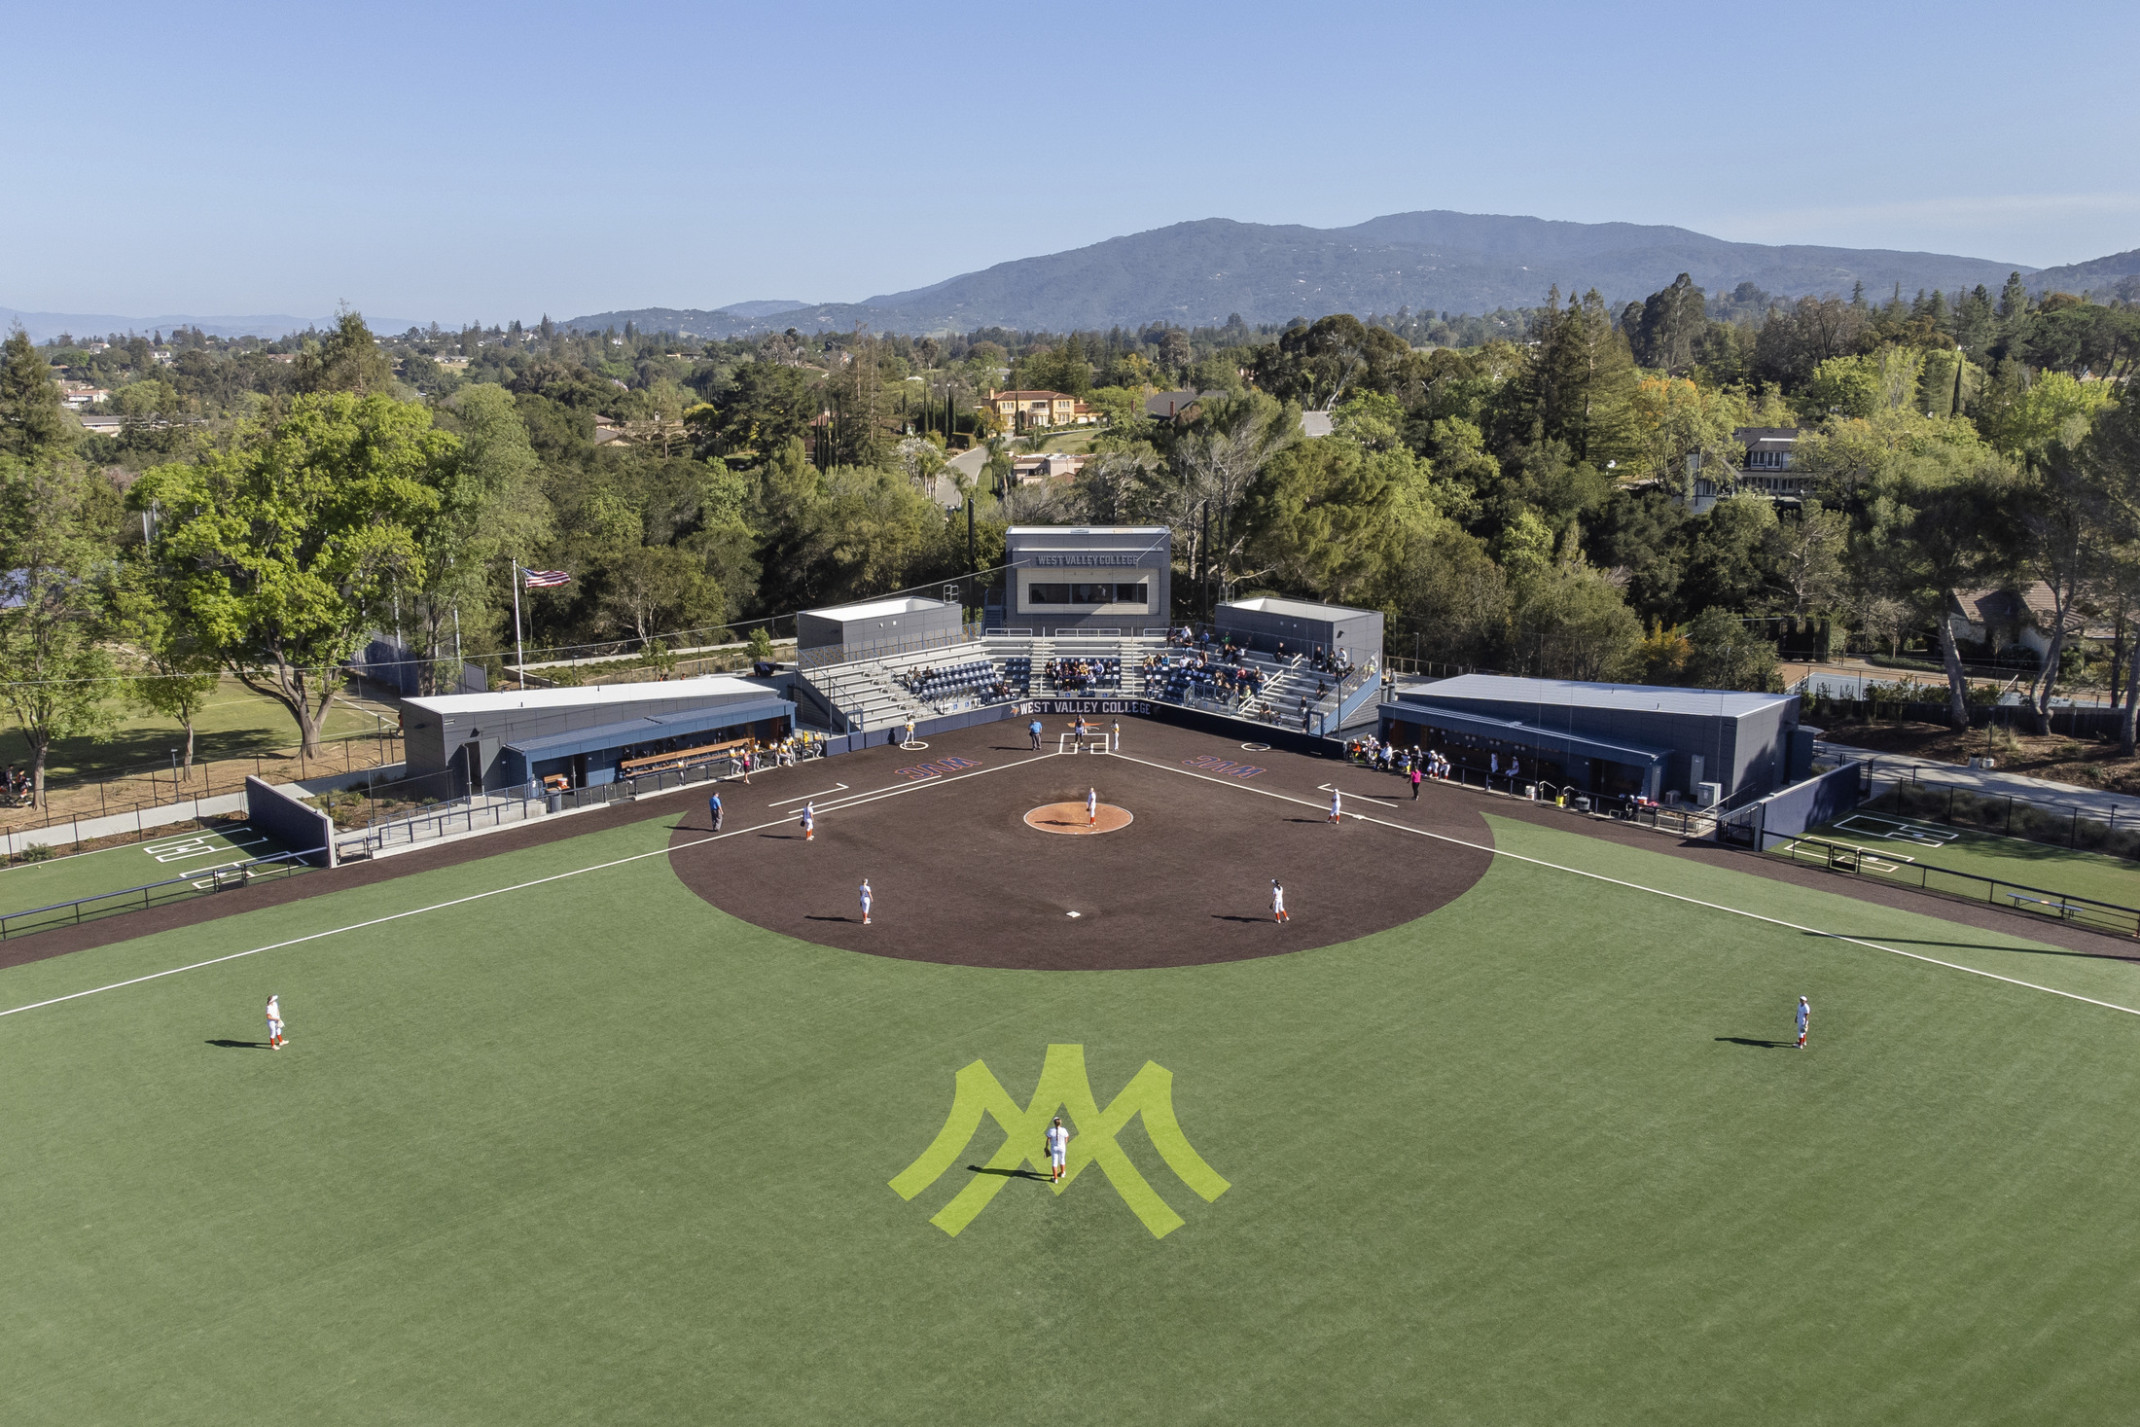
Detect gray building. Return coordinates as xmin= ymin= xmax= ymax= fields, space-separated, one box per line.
xmin=402 ymin=676 xmax=793 ymax=795
xmin=1003 ymin=526 xmax=1171 ymax=635
xmin=796 ymin=596 xmax=964 ymax=667
xmin=1216 ymin=596 xmax=1382 ymax=666
xmin=1378 ymin=674 xmax=1802 ymax=803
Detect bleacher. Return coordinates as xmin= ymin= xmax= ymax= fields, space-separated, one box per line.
xmin=897 ymin=657 xmax=1010 ymax=709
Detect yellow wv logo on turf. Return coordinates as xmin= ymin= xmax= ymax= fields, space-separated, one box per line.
xmin=889 ymin=1044 xmax=1230 ymax=1239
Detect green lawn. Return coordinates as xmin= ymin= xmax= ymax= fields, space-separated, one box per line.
xmin=0 ymin=677 xmax=387 ymax=785
xmin=1787 ymin=807 xmax=2140 ymax=910
xmin=0 ymin=823 xmax=295 ymax=925
xmin=4 ymin=810 xmax=2140 ymax=1422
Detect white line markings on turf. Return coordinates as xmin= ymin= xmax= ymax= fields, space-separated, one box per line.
xmin=1106 ymin=749 xmax=2140 ymax=1023
xmin=0 ymin=753 xmax=1062 ymax=1022
xmin=766 ymin=783 xmax=848 ymax=807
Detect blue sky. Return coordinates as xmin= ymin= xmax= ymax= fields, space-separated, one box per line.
xmin=9 ymin=0 xmax=2137 ymax=323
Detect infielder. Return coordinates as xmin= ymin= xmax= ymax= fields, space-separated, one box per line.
xmin=859 ymin=877 xmax=873 ymax=925
xmin=800 ymin=801 xmax=815 ymax=841
xmin=1271 ymin=879 xmax=1289 ymax=924
xmin=903 ymin=717 xmax=916 ymax=748
xmin=1328 ymin=788 xmax=1342 ymax=824
xmin=1796 ymin=996 xmax=1811 ymax=1050
xmin=1045 ymin=1115 xmax=1071 ymax=1183
xmin=1086 ymin=786 xmax=1098 ymax=828
xmin=265 ymin=993 xmax=286 ymax=1050
xmin=707 ymin=790 xmax=723 ymax=832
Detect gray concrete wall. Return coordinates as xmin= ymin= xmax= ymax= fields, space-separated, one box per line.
xmin=245 ymin=775 xmax=337 ymax=868
xmin=1215 ymin=602 xmax=1382 ymax=661
xmin=797 ymin=600 xmax=962 ymax=661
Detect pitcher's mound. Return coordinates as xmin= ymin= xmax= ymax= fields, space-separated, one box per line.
xmin=1025 ymin=802 xmax=1134 ymax=835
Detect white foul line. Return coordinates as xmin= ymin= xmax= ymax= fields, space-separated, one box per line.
xmin=766 ymin=783 xmax=848 ymax=806
xmin=0 ymin=752 xmax=1060 ymax=1022
xmin=1106 ymin=749 xmax=2140 ymax=1022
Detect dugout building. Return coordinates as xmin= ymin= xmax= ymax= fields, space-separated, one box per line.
xmin=1378 ymin=674 xmax=1805 ymax=804
xmin=402 ymin=677 xmax=794 ymax=796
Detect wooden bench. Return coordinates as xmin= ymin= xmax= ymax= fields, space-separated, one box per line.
xmin=618 ymin=738 xmax=751 ymax=779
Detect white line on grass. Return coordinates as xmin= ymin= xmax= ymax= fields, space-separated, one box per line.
xmin=1104 ymin=750 xmax=2140 ymax=1022
xmin=0 ymin=752 xmax=1061 ymax=1022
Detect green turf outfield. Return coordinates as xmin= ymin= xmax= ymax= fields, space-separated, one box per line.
xmin=4 ymin=808 xmax=2140 ymax=1423
xmin=1785 ymin=808 xmax=2140 ymax=910
xmin=0 ymin=824 xmax=294 ymax=923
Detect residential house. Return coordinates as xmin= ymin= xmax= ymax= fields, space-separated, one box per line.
xmin=1684 ymin=426 xmax=1819 ymax=512
xmin=1144 ymin=389 xmax=1217 ymax=423
xmin=58 ymin=384 xmax=109 ymax=410
xmin=1010 ymin=452 xmax=1087 ymax=486
xmin=985 ymin=390 xmax=1092 ymax=430
xmin=1946 ymin=583 xmax=2114 ymax=662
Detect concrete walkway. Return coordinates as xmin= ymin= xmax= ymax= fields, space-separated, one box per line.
xmin=1817 ymin=740 xmax=2140 ymax=820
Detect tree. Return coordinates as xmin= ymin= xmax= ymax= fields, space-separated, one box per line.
xmin=1240 ymin=438 xmax=1442 ymax=605
xmin=1628 ymin=273 xmax=1708 ymax=374
xmin=0 ymin=459 xmax=120 ymax=803
xmin=132 ymin=394 xmax=448 ymax=756
xmin=600 ymin=543 xmax=720 ymax=645
xmin=1382 ymin=527 xmax=1508 ymax=670
xmin=414 ymin=385 xmax=553 ymax=693
xmin=294 ymin=310 xmax=396 ymax=396
xmin=693 ymin=360 xmax=821 ymax=458
xmin=2083 ymin=392 xmax=2140 ymax=752
xmin=1761 ymin=500 xmax=1849 ymax=614
xmin=1505 ymin=562 xmax=1642 ymax=681
xmin=108 ymin=562 xmax=220 ymax=775
xmin=0 ymin=328 xmax=74 ymax=459
xmin=1679 ymin=606 xmax=1781 ymax=691
xmin=1165 ymin=392 xmax=1300 ymax=602
xmin=1519 ymin=289 xmax=1638 ymax=465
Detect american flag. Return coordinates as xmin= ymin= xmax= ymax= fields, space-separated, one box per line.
xmin=523 ymin=569 xmax=572 ymax=589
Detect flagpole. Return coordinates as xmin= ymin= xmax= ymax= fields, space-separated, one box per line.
xmin=511 ymin=559 xmax=526 ymax=689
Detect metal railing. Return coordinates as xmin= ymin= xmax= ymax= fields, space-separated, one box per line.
xmin=1825 ymin=756 xmax=2140 ymax=863
xmin=1759 ymin=829 xmax=2140 ymax=938
xmin=0 ymin=847 xmax=319 ymax=940
xmin=343 ymin=788 xmax=548 ymax=858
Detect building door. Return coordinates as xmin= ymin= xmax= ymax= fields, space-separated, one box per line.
xmin=460 ymin=741 xmax=484 ymax=797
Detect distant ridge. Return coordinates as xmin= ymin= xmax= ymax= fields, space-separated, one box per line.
xmin=2028 ymin=248 xmax=2140 ymax=296
xmin=0 ymin=307 xmax=418 ymax=344
xmin=563 ymin=208 xmax=2054 ymax=338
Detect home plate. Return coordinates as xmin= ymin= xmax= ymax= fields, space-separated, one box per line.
xmin=1067 ymin=910 xmax=1082 ymax=918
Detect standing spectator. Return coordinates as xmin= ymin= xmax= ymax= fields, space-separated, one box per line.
xmin=1410 ymin=763 xmax=1423 ymax=800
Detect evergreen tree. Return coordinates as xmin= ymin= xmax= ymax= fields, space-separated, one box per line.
xmin=0 ymin=328 xmax=74 ymax=459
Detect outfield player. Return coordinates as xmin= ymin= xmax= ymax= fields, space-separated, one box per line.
xmin=1271 ymin=879 xmax=1289 ymax=924
xmin=265 ymin=993 xmax=286 ymax=1050
xmin=1328 ymin=788 xmax=1342 ymax=824
xmin=1045 ymin=1115 xmax=1070 ymax=1183
xmin=801 ymin=801 xmax=815 ymax=841
xmin=859 ymin=878 xmax=873 ymax=925
xmin=1086 ymin=786 xmax=1098 ymax=828
xmin=707 ymin=790 xmax=723 ymax=832
xmin=1796 ymin=996 xmax=1810 ymax=1050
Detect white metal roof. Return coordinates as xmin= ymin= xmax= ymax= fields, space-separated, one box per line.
xmin=1222 ymin=595 xmax=1377 ymax=621
xmin=1395 ymin=673 xmax=1793 ymax=718
xmin=405 ymin=674 xmax=766 ymax=717
xmin=1006 ymin=525 xmax=1169 ymax=536
xmin=804 ymin=595 xmax=952 ymax=621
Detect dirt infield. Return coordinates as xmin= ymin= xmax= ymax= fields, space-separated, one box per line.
xmin=665 ymin=724 xmax=1496 ymax=970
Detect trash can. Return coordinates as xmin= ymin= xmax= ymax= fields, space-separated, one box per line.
xmin=545 ymin=791 xmax=563 ymax=814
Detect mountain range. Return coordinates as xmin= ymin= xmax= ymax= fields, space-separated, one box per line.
xmin=566 ymin=210 xmax=2140 ymax=338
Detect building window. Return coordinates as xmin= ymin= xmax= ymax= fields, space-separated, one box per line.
xmin=1027 ymin=581 xmax=1148 ymax=607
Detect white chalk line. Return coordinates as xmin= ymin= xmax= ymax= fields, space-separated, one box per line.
xmin=1104 ymin=750 xmax=2140 ymax=1021
xmin=0 ymin=752 xmax=1061 ymax=1022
